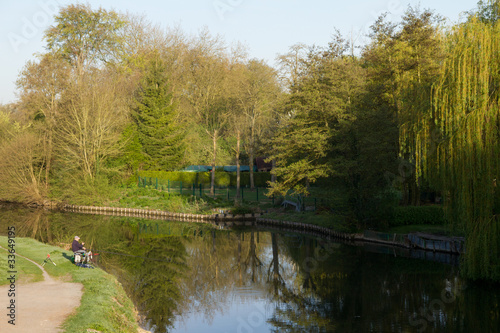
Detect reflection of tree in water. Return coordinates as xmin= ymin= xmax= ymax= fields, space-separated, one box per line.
xmin=267 ymin=234 xmax=333 ymax=332
xmin=0 ymin=207 xmax=137 ymax=250
xmin=6 ymin=208 xmax=54 ymax=243
xmin=243 ymin=231 xmax=263 ymax=283
xmin=102 ymin=235 xmax=188 ymax=333
xmin=266 ymin=234 xmax=492 ymax=333
xmin=177 ymin=229 xmax=269 ymax=327
xmin=1 ymin=206 xmax=498 ymax=333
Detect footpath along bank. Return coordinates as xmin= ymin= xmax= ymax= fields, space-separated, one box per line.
xmin=0 ymin=236 xmax=145 ymax=333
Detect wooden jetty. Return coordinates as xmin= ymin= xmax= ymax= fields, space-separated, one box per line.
xmin=407 ymin=232 xmax=465 ymax=254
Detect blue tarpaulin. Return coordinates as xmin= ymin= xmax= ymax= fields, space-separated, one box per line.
xmin=223 ymin=165 xmax=257 ymax=172
xmin=184 ymin=165 xmax=258 ymax=172
xmin=183 ymin=165 xmax=212 ymax=172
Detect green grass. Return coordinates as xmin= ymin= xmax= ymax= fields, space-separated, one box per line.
xmin=0 ymin=249 xmax=44 ymax=285
xmin=50 ymin=181 xmax=459 ymax=238
xmin=0 ymin=236 xmax=139 ymax=333
xmin=67 ymin=185 xmax=272 ymax=215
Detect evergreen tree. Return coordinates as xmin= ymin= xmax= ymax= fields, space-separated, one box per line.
xmin=132 ymin=58 xmax=184 ymax=170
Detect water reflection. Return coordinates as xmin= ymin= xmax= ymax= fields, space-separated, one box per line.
xmin=0 ymin=206 xmax=499 ymax=333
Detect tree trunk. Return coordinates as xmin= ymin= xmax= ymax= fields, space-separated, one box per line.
xmin=238 ymin=233 xmax=242 ymax=285
xmin=271 ymin=233 xmax=279 ymax=280
xmin=271 ymin=159 xmax=277 ymax=183
xmin=235 ymin=130 xmax=241 ymax=202
xmin=249 ymin=149 xmax=255 ymax=190
xmin=249 ymin=118 xmax=256 ymax=190
xmin=45 ymin=130 xmax=52 ymax=191
xmin=210 ymin=129 xmax=217 ymax=196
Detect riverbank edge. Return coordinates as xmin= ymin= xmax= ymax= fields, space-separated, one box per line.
xmin=62 ymin=203 xmax=416 ymax=249
xmin=62 ymin=203 xmax=469 ymax=255
xmin=2 ymin=201 xmax=464 ymax=254
xmin=0 ymin=235 xmax=146 ymax=333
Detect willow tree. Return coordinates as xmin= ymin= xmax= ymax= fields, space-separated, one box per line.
xmin=416 ymin=14 xmax=500 ymax=281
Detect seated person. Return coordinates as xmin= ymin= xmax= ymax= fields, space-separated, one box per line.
xmin=72 ymin=236 xmax=86 ymax=255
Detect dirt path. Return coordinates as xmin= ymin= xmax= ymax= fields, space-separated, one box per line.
xmin=0 ymin=246 xmax=83 ymax=332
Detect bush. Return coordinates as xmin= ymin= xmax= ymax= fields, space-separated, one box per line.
xmin=390 ymin=205 xmax=446 ymax=226
xmin=138 ymin=171 xmax=271 ymax=187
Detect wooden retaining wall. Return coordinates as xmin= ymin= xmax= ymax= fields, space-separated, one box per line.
xmin=255 ymin=217 xmax=356 ymax=241
xmin=62 ymin=204 xmax=264 ymax=223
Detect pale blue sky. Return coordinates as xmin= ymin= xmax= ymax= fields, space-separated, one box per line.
xmin=1 ymin=0 xmax=478 ymax=104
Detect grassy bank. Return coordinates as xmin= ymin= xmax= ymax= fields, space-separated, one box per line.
xmin=49 ymin=183 xmax=454 ymax=236
xmin=0 ymin=236 xmax=140 ymax=333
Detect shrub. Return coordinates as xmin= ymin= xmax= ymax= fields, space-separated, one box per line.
xmin=390 ymin=205 xmax=446 ymax=226
xmin=138 ymin=171 xmax=271 ymax=187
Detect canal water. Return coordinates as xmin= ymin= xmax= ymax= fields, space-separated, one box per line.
xmin=0 ymin=206 xmax=499 ymax=333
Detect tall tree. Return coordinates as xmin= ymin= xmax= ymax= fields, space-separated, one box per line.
xmin=475 ymin=0 xmax=500 ymax=23
xmin=363 ymin=8 xmax=444 ymax=205
xmin=416 ymin=15 xmax=500 ymax=281
xmin=0 ymin=109 xmax=48 ymax=204
xmin=269 ymin=35 xmax=362 ymax=197
xmin=183 ymin=31 xmax=232 ymax=194
xmin=238 ymin=60 xmax=281 ymax=190
xmin=44 ymin=3 xmax=126 ymax=76
xmin=16 ymin=53 xmax=70 ymax=189
xmin=56 ymin=69 xmax=129 ymax=179
xmin=132 ymin=57 xmax=185 ymax=170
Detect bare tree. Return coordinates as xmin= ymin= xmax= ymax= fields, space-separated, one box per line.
xmin=16 ymin=53 xmax=70 ymax=189
xmin=182 ymin=30 xmax=232 ymax=194
xmin=56 ymin=69 xmax=129 ymax=179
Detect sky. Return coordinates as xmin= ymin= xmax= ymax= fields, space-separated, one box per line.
xmin=0 ymin=0 xmax=478 ymax=104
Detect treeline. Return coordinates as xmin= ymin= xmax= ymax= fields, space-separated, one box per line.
xmin=1 ymin=2 xmax=499 ymax=280
xmin=0 ymin=4 xmax=280 ymax=202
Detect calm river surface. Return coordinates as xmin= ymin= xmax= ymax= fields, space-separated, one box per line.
xmin=1 ymin=205 xmax=499 ymax=333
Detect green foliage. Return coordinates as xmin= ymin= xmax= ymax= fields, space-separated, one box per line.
xmin=270 ymin=39 xmax=364 ymax=197
xmin=107 ymin=236 xmax=187 ymax=331
xmin=413 ymin=14 xmax=500 ymax=281
xmin=44 ymin=3 xmax=126 ymax=70
xmin=116 ymin=123 xmax=146 ymax=175
xmin=474 ymin=0 xmax=500 ymax=23
xmin=50 ymin=173 xmax=120 ymax=206
xmin=138 ymin=171 xmax=271 ymax=187
xmin=114 ymin=187 xmax=213 ymax=214
xmin=390 ymin=205 xmax=446 ymax=227
xmin=132 ymin=57 xmax=185 ymax=170
xmin=230 ymin=205 xmax=254 ymax=215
